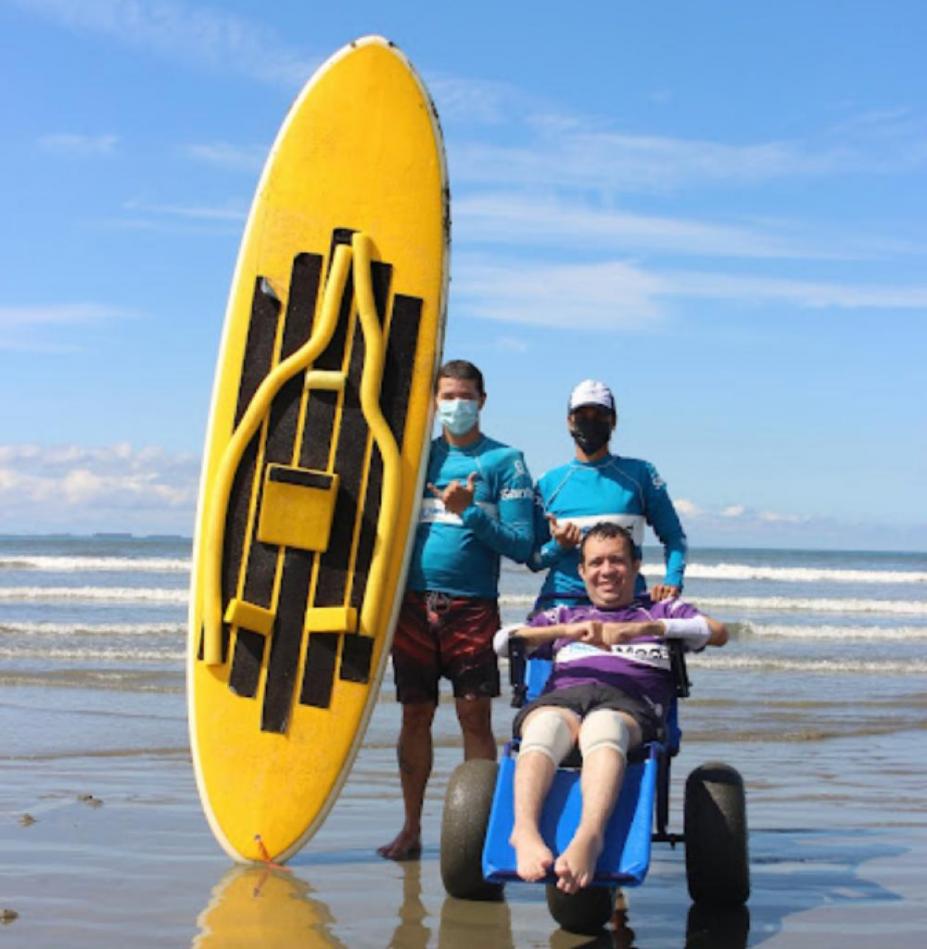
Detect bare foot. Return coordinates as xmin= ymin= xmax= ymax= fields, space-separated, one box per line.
xmin=509 ymin=826 xmax=555 ymax=882
xmin=377 ymin=828 xmax=422 ymax=861
xmin=554 ymin=830 xmax=604 ymax=893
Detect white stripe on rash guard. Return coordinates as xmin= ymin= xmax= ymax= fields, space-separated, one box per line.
xmin=555 ymin=513 xmax=645 ymax=544
xmin=556 ymin=639 xmax=671 ymax=671
xmin=419 ymin=497 xmax=499 ymax=525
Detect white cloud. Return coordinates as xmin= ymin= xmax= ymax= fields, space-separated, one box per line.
xmin=453 ymin=255 xmax=927 ymax=331
xmin=0 ymin=302 xmax=130 ymax=331
xmin=123 ymin=197 xmax=247 ymax=222
xmin=0 ymin=303 xmax=134 ymax=352
xmin=181 ymin=142 xmax=267 ymax=173
xmin=678 ymin=500 xmax=813 ymax=528
xmin=663 ymin=271 xmax=927 ymax=309
xmin=674 ymin=498 xmax=702 ymax=517
xmin=721 ymin=505 xmax=747 ymax=519
xmin=38 ymin=132 xmax=119 ymax=155
xmin=448 ymin=103 xmax=927 ymax=194
xmin=667 ymin=499 xmax=836 ymax=546
xmin=758 ymin=510 xmax=809 ymax=525
xmin=12 ymin=0 xmax=315 ymax=87
xmin=454 ymin=192 xmax=858 ymax=260
xmin=428 ymin=75 xmax=533 ymax=125
xmin=494 ymin=336 xmax=529 ymax=353
xmin=451 ymin=130 xmax=842 ymax=193
xmin=0 ymin=443 xmax=199 ymax=532
xmin=454 ymin=255 xmax=665 ymax=328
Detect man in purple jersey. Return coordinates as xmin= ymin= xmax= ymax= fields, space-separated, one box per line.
xmin=493 ymin=522 xmax=728 ymax=894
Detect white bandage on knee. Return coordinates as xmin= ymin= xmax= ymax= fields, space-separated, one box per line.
xmin=578 ymin=709 xmax=632 ymax=761
xmin=519 ymin=709 xmax=575 ymax=765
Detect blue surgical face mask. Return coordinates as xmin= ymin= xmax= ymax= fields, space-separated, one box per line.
xmin=437 ymin=398 xmax=479 ymax=436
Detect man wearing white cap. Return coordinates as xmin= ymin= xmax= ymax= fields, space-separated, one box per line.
xmin=529 ymin=379 xmax=687 ymax=607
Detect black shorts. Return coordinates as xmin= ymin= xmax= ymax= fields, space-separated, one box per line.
xmin=512 ymin=681 xmax=663 ymax=746
xmin=391 ymin=591 xmax=500 ymax=704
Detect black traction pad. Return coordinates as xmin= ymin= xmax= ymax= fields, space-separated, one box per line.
xmin=228 ymin=255 xmax=322 ymax=697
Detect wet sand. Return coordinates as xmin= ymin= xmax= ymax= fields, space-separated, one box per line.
xmin=2 ymin=689 xmax=927 ymax=948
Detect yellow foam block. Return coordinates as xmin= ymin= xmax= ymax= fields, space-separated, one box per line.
xmin=257 ymin=465 xmax=339 ymax=552
xmin=304 ymin=606 xmax=358 ymax=633
xmin=223 ymin=598 xmax=275 ymax=637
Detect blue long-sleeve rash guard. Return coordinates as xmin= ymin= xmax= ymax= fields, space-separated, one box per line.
xmin=530 ymin=454 xmax=687 ymax=605
xmin=406 ymin=435 xmax=535 ymax=599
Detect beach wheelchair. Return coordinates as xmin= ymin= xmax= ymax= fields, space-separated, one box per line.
xmin=439 ymin=640 xmax=750 ymax=935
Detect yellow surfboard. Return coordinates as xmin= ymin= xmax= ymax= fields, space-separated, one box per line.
xmin=187 ymin=35 xmax=448 ymax=863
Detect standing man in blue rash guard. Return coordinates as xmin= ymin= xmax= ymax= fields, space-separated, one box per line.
xmin=530 ymin=379 xmax=687 ymax=608
xmin=378 ymin=359 xmax=534 ymax=861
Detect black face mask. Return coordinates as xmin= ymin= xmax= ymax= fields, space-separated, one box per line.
xmin=570 ymin=416 xmax=612 ymax=455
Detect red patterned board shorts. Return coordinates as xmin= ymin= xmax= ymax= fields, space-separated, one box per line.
xmin=391 ymin=591 xmax=501 ymax=704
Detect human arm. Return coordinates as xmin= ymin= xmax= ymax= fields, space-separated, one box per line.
xmin=642 ymin=462 xmax=688 ymax=590
xmin=591 ymin=613 xmax=727 ymax=650
xmin=654 ymin=612 xmax=727 ymax=649
xmin=700 ymin=615 xmax=728 ymax=647
xmin=458 ymin=451 xmax=534 ymax=563
xmin=492 ymin=617 xmax=608 ymax=656
xmin=527 ymin=491 xmax=580 ymax=572
xmin=650 ymin=582 xmax=680 ymax=602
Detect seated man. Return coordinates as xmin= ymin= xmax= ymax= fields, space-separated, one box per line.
xmin=493 ymin=522 xmax=727 ymax=894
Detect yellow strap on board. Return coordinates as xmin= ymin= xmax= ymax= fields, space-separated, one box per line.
xmin=351 ymin=233 xmax=402 ymax=638
xmin=201 ymin=245 xmax=352 ymax=666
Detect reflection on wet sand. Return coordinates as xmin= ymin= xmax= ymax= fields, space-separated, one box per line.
xmin=390 ymin=859 xmax=514 ymax=948
xmin=192 ymin=857 xmax=749 ymax=947
xmin=193 ymin=866 xmax=345 ymax=948
xmin=685 ymin=904 xmax=750 ymax=949
xmin=388 ymin=860 xmax=430 ymax=948
xmin=438 ymin=892 xmax=513 ymax=948
xmin=547 ymin=906 xmax=636 ymax=948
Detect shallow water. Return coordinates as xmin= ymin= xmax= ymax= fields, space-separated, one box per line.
xmin=1 ymin=536 xmax=926 ymax=946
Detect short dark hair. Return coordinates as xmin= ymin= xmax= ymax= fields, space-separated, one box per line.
xmin=579 ymin=522 xmax=641 ymax=563
xmin=436 ymin=359 xmax=484 ymax=396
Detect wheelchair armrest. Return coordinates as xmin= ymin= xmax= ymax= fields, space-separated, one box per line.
xmin=669 ymin=640 xmax=691 ymax=698
xmin=508 ymin=636 xmax=528 ymax=708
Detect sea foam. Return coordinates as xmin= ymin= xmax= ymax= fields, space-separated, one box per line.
xmin=682 ymin=563 xmax=927 ymax=584
xmin=0 ymin=555 xmax=189 ymax=573
xmin=688 ymin=653 xmax=927 ymax=676
xmin=692 ymin=595 xmax=927 ymax=616
xmin=0 ymin=586 xmax=187 ymax=603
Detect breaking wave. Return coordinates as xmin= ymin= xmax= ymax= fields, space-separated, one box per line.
xmin=0 ymin=555 xmax=189 ymax=573
xmin=683 ymin=563 xmax=927 ymax=584
xmin=691 ymin=595 xmax=927 ymax=616
xmin=0 ymin=586 xmax=187 ymax=604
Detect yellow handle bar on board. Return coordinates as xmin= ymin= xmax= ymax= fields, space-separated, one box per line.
xmin=201 ymin=245 xmax=352 ymax=666
xmin=351 ymin=233 xmax=402 ymax=638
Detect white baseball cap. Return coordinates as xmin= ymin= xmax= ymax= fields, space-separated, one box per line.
xmin=568 ymin=379 xmax=615 ymax=414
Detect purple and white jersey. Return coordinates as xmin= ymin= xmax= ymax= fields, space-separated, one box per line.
xmin=529 ymin=597 xmax=703 ymax=717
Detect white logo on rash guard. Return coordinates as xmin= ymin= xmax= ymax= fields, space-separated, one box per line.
xmin=500 ymin=487 xmax=533 ymax=500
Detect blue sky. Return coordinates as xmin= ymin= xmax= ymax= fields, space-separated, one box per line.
xmin=1 ymin=0 xmax=924 ymax=549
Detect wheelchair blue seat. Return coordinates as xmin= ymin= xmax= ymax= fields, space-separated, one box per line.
xmin=482 ymin=740 xmax=662 ymax=886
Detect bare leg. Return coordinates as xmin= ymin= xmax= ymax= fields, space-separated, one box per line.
xmin=509 ymin=707 xmax=579 ymax=882
xmin=378 ymin=701 xmax=436 ymax=860
xmin=555 ymin=712 xmax=640 ymax=893
xmin=455 ymin=695 xmax=496 ymax=761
